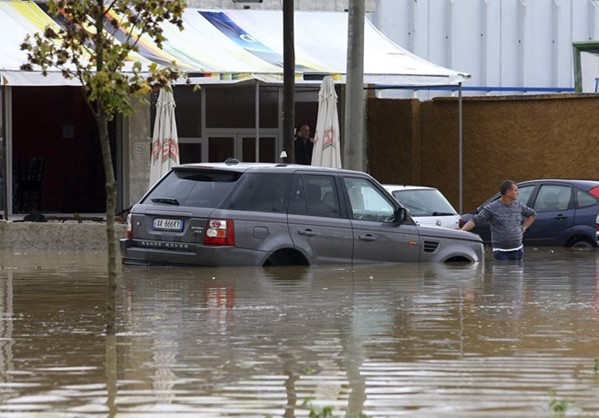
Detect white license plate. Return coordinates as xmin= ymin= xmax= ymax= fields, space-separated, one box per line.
xmin=152 ymin=218 xmax=184 ymax=232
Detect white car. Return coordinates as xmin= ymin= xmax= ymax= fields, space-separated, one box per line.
xmin=383 ymin=184 xmax=460 ymax=228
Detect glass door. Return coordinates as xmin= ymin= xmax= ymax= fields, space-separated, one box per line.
xmin=242 ymin=136 xmax=276 ymax=163
xmin=179 ymin=140 xmax=204 ymax=164
xmin=208 ymin=136 xmax=235 ymax=162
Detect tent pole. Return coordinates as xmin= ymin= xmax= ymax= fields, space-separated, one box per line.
xmin=458 ymin=82 xmax=463 ymax=214
xmin=255 ymin=82 xmax=260 ymax=162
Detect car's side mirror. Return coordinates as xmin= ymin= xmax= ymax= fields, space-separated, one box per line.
xmin=393 ymin=207 xmax=407 ymax=223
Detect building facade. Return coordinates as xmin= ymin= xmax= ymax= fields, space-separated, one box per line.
xmin=372 ymin=0 xmax=599 ymax=97
xmin=5 ymin=0 xmax=596 ymax=218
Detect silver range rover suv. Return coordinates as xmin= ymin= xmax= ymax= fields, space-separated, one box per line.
xmin=121 ymin=160 xmax=484 ymax=267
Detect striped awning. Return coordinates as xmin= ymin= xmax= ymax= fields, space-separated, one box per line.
xmin=0 ymin=1 xmax=469 ymax=86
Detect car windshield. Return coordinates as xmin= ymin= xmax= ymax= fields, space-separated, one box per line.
xmin=392 ymin=189 xmax=457 ymax=216
xmin=142 ymin=168 xmax=242 ymax=208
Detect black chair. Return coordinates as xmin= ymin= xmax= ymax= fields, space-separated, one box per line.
xmin=13 ymin=156 xmax=44 ymax=213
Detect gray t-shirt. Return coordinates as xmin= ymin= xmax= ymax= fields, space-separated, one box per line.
xmin=471 ymin=200 xmax=536 ymax=250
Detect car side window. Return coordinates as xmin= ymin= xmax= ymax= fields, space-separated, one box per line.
xmin=517 ymin=185 xmax=534 ymax=206
xmin=343 ymin=177 xmax=395 ymax=222
xmin=576 ymin=189 xmax=599 ymax=208
xmin=533 ymin=185 xmax=571 ymax=212
xmin=288 ymin=174 xmax=341 ymax=218
xmin=227 ymin=173 xmax=292 ymax=212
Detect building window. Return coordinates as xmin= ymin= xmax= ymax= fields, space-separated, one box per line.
xmin=206 ymin=86 xmax=278 ymax=128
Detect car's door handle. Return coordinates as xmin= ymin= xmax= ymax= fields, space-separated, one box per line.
xmin=554 ymin=214 xmax=567 ymax=220
xmin=359 ymin=234 xmax=376 ymax=241
xmin=298 ymin=229 xmax=315 ymax=237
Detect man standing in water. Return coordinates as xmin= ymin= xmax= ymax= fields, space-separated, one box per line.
xmin=461 ymin=180 xmax=536 ymax=261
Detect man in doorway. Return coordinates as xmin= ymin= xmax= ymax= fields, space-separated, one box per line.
xmin=294 ymin=124 xmax=314 ymax=165
xmin=461 ymin=180 xmax=536 ymax=261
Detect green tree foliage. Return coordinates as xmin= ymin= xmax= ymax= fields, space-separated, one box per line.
xmin=20 ymin=0 xmax=185 ymax=116
xmin=19 ymin=0 xmax=187 ymax=335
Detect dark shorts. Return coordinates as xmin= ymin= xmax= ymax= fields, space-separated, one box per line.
xmin=493 ymin=248 xmax=524 ymax=261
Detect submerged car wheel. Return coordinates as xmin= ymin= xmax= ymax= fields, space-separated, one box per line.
xmin=444 ymin=256 xmax=473 ymax=264
xmin=567 ymin=237 xmax=596 ymax=249
xmin=264 ymin=249 xmax=309 ymax=266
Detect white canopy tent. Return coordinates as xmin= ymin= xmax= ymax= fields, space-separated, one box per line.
xmin=0 ymin=3 xmax=469 ymax=87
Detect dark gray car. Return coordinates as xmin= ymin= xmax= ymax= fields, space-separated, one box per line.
xmin=121 ymin=161 xmax=484 ymax=266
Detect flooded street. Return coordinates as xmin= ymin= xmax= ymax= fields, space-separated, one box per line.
xmin=1 ymin=249 xmax=599 ymax=417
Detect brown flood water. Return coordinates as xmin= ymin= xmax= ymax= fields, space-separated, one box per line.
xmin=1 ymin=248 xmax=599 ymax=417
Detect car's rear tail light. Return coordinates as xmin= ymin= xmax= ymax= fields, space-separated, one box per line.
xmin=458 ymin=218 xmax=466 ymax=228
xmin=204 ymin=219 xmax=235 ymax=246
xmin=589 ymin=186 xmax=599 ymax=199
xmin=126 ymin=214 xmax=133 ymax=240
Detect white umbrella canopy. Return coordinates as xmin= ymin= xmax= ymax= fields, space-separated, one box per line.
xmin=311 ymin=76 xmax=342 ymax=168
xmin=149 ymin=88 xmax=180 ymax=187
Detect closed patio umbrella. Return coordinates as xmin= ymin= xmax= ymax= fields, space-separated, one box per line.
xmin=149 ymin=88 xmax=179 ymax=187
xmin=311 ymin=76 xmax=342 ymax=168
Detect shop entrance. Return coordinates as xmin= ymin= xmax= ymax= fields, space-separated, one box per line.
xmin=10 ymin=86 xmax=117 ymax=216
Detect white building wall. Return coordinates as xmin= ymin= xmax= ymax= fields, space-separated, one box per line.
xmin=373 ymin=0 xmax=599 ymax=96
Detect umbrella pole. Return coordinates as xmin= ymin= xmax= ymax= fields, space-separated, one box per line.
xmin=458 ymin=82 xmax=463 ymax=214
xmin=1 ymin=84 xmax=7 ymax=221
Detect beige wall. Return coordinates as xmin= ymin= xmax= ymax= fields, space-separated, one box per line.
xmin=124 ymin=92 xmax=599 ymax=215
xmin=368 ymin=94 xmax=599 ymax=213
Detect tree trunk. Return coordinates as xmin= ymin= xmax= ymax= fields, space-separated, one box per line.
xmin=96 ymin=108 xmax=118 ymax=336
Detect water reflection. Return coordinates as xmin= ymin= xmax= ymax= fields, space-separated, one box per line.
xmin=0 ymin=250 xmax=599 ymax=416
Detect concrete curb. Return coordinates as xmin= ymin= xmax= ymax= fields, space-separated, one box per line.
xmin=0 ymin=222 xmax=127 ymax=251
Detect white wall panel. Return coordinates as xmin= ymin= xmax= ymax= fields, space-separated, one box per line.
xmin=501 ymin=0 xmax=523 ymax=88
xmin=411 ymin=0 xmax=432 ymax=60
xmin=521 ymin=1 xmax=554 ymax=86
xmin=426 ymin=0 xmax=450 ymax=66
xmin=374 ymin=0 xmax=599 ymax=94
xmin=592 ymin=0 xmax=599 ymax=40
xmin=448 ymin=0 xmax=482 ymax=81
xmin=483 ymin=0 xmax=502 ymax=86
xmin=371 ymin=1 xmax=407 ymax=46
xmin=555 ymin=1 xmax=573 ymax=87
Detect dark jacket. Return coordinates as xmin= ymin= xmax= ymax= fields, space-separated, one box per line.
xmin=294 ymin=137 xmax=314 ymax=165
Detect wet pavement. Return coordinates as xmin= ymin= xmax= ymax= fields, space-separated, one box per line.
xmin=1 ymin=248 xmax=599 ymax=417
